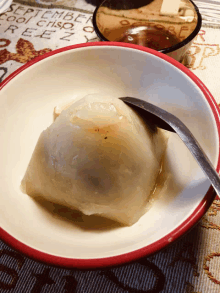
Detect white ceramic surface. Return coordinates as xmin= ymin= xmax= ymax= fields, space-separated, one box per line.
xmin=0 ymin=0 xmax=12 ymax=14
xmin=0 ymin=43 xmax=219 ymax=267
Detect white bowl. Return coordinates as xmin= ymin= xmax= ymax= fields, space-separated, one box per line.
xmin=0 ymin=42 xmax=219 ymax=268
xmin=0 ymin=0 xmax=13 ymax=14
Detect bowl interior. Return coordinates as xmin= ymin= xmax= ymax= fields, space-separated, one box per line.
xmin=0 ymin=45 xmax=218 ymax=261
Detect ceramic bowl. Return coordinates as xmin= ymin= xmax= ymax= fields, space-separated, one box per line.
xmin=93 ymin=0 xmax=202 ymax=62
xmin=0 ymin=42 xmax=219 ymax=268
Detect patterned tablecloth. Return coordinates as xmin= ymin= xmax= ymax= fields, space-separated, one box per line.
xmin=1 ymin=0 xmax=220 ymax=292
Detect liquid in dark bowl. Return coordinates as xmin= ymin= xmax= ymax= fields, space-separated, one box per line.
xmin=108 ymin=25 xmax=180 ymax=50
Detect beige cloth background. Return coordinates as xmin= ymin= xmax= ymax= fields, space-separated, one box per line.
xmin=183 ymin=26 xmax=220 ymax=105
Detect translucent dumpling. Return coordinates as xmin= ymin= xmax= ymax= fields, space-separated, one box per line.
xmin=21 ymin=94 xmax=168 ymax=225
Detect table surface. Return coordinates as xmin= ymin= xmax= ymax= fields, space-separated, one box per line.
xmin=1 ymin=0 xmax=220 ymax=292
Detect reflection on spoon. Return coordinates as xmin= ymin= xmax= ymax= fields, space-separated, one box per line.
xmin=120 ymin=97 xmax=220 ymax=196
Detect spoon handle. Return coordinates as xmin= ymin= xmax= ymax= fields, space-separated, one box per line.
xmin=122 ymin=97 xmax=220 ymax=195
xmin=173 ymin=120 xmax=220 ymax=196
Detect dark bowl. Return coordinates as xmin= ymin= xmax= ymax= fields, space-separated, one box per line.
xmin=93 ymin=0 xmax=202 ymax=61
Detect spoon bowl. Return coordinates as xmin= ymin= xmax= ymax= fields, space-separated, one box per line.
xmin=120 ymin=96 xmax=220 ymax=196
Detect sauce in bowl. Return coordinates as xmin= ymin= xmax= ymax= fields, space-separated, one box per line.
xmin=107 ymin=25 xmax=180 ymax=50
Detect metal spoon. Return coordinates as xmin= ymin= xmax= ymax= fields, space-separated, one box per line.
xmin=120 ymin=96 xmax=220 ymax=195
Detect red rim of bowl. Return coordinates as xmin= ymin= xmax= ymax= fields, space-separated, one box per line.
xmin=0 ymin=42 xmax=219 ymax=269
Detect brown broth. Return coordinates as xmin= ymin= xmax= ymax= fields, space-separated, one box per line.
xmin=107 ymin=25 xmax=180 ymax=50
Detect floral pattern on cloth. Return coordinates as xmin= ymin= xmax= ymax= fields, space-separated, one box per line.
xmin=0 ymin=38 xmax=52 ymax=63
xmin=0 ymin=1 xmax=98 ymax=80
